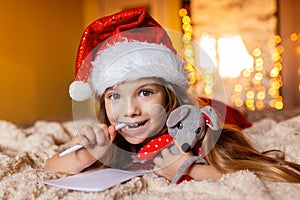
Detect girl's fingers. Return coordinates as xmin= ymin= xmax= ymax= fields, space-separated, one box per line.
xmin=93 ymin=124 xmax=110 ymax=146
xmin=153 ymin=155 xmax=163 ymax=167
xmin=153 ymin=149 xmax=173 ymax=168
xmin=78 ymin=126 xmax=95 ymax=147
xmin=71 ymin=135 xmax=80 ymax=145
xmin=78 ymin=135 xmax=89 ymax=147
xmin=85 ymin=126 xmax=97 ymax=143
xmin=153 ymin=164 xmax=163 ymax=175
xmin=108 ymin=125 xmax=117 ymax=141
xmin=77 ymin=124 xmax=117 ymax=148
xmin=161 ymin=148 xmax=172 ymax=158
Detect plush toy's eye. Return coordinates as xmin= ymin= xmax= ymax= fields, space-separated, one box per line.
xmin=195 ymin=127 xmax=202 ymax=134
xmin=176 ymin=121 xmax=183 ymax=129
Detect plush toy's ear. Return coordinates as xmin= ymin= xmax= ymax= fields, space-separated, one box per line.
xmin=201 ymin=106 xmax=219 ymax=130
xmin=167 ymin=105 xmax=190 ymax=128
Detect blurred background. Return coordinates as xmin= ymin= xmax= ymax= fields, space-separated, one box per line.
xmin=0 ymin=0 xmax=299 ymax=124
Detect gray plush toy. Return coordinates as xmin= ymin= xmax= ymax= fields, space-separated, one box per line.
xmin=137 ymin=104 xmax=219 ymax=183
xmin=166 ymin=105 xmax=219 ymax=184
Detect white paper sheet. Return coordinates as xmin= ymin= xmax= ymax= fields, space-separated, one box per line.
xmin=40 ymin=168 xmax=149 ymax=192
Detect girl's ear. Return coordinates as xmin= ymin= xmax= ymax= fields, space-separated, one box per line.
xmin=201 ymin=106 xmax=219 ymax=130
xmin=166 ymin=105 xmax=190 ymax=128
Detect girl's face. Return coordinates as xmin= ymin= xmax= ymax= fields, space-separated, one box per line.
xmin=104 ymin=78 xmax=167 ymax=144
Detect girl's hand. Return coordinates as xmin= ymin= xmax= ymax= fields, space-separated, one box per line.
xmin=76 ymin=124 xmax=117 ymax=161
xmin=44 ymin=124 xmax=116 ymax=174
xmin=153 ymin=147 xmax=194 ymax=181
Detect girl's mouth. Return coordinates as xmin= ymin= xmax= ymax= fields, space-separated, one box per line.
xmin=125 ymin=120 xmax=147 ymax=130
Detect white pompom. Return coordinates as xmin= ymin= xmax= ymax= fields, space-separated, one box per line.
xmin=69 ymin=81 xmax=93 ymax=101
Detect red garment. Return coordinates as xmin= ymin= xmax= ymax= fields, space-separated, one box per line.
xmin=176 ymin=175 xmax=194 ymax=184
xmin=198 ymin=97 xmax=252 ymax=129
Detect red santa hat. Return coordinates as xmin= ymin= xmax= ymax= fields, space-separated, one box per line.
xmin=69 ymin=7 xmax=189 ymax=101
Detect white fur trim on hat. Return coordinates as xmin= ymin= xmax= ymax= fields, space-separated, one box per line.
xmin=69 ymin=81 xmax=93 ymax=101
xmin=90 ymin=41 xmax=189 ymax=95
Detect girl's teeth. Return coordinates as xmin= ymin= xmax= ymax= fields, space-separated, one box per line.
xmin=128 ymin=124 xmax=140 ymax=129
xmin=126 ymin=122 xmax=145 ymax=130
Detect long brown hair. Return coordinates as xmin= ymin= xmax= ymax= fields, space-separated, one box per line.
xmin=202 ymin=124 xmax=300 ymax=183
xmin=96 ymin=79 xmax=300 ymax=182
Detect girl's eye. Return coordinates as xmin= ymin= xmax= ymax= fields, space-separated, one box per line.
xmin=139 ymin=89 xmax=153 ymax=97
xmin=108 ymin=93 xmax=120 ymax=100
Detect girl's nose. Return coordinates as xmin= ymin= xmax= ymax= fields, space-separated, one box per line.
xmin=124 ymin=98 xmax=141 ymax=117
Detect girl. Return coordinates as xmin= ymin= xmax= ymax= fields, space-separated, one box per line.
xmin=45 ymin=8 xmax=300 ymax=183
xmin=45 ymin=7 xmax=204 ymax=175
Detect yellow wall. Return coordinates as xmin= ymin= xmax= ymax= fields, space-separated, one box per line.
xmin=96 ymin=0 xmax=181 ymax=31
xmin=0 ymin=0 xmax=182 ymax=124
xmin=0 ymin=0 xmax=84 ymax=123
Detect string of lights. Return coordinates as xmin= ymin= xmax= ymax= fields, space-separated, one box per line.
xmin=179 ymin=6 xmax=214 ymax=98
xmin=179 ymin=3 xmax=299 ymax=111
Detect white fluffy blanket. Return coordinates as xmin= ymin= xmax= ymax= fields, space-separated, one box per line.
xmin=0 ymin=116 xmax=300 ymax=200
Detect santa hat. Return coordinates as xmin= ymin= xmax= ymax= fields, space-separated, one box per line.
xmin=69 ymin=7 xmax=189 ymax=101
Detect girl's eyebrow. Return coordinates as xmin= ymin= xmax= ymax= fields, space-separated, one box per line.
xmin=104 ymin=88 xmax=116 ymax=98
xmin=136 ymin=82 xmax=162 ymax=90
xmin=105 ymin=82 xmax=162 ymax=94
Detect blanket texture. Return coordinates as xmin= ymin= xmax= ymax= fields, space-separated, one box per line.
xmin=0 ymin=116 xmax=300 ymax=200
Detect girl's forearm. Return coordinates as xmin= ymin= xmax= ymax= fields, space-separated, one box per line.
xmin=186 ymin=164 xmax=223 ymax=181
xmin=44 ymin=148 xmax=97 ymax=174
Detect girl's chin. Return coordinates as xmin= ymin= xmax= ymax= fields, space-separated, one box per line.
xmin=123 ymin=136 xmax=147 ymax=145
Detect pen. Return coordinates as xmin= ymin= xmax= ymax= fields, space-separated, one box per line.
xmin=58 ymin=123 xmax=127 ymax=157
